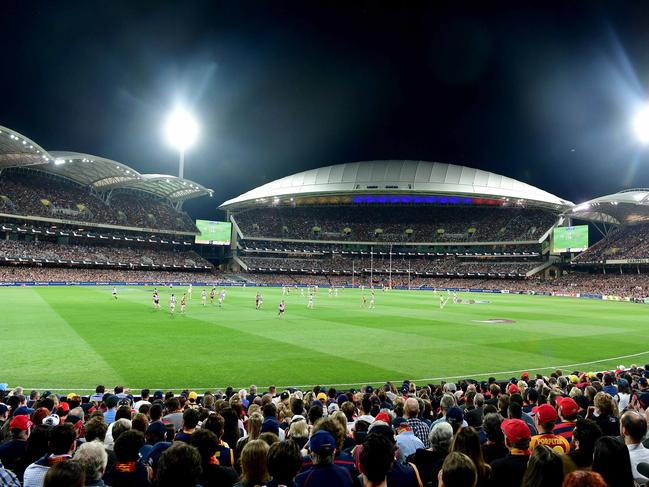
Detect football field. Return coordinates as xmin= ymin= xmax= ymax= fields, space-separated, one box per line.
xmin=1 ymin=285 xmax=648 ymax=392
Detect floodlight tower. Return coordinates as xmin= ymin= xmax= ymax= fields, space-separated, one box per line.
xmin=164 ymin=107 xmax=198 ymax=179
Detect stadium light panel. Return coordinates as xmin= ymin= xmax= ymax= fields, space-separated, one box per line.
xmin=164 ymin=107 xmax=198 ymax=151
xmin=633 ymin=105 xmax=649 ymax=144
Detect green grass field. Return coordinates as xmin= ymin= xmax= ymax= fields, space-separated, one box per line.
xmin=1 ymin=286 xmax=648 ymax=392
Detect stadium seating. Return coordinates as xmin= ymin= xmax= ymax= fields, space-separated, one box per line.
xmin=0 ymin=171 xmax=198 ymax=233
xmin=574 ymin=222 xmax=649 ymax=263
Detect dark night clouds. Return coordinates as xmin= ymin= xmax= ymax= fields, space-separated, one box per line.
xmin=2 ymin=1 xmax=649 ymax=219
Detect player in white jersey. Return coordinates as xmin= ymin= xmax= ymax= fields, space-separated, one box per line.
xmin=307 ymin=294 xmax=314 ymax=309
xmin=328 ymin=287 xmax=333 ymax=297
xmin=201 ymin=289 xmax=207 ymax=306
xmin=112 ymin=287 xmax=118 ymax=300
xmin=256 ymin=292 xmax=263 ymax=310
xmin=453 ymin=291 xmax=458 ymax=304
xmin=369 ymin=293 xmax=375 ymax=309
xmin=282 ymin=286 xmax=287 ymax=296
xmin=153 ymin=290 xmax=160 ymax=309
xmin=169 ymin=294 xmax=176 ymax=314
xmin=439 ymin=295 xmax=449 ymax=309
xmin=218 ymin=289 xmax=225 ymax=307
xmin=188 ymin=284 xmax=193 ymax=300
xmin=300 ymin=288 xmax=304 ymax=297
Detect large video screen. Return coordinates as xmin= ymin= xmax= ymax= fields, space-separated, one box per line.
xmin=552 ymin=225 xmax=589 ymax=253
xmin=195 ymin=220 xmax=232 ymax=245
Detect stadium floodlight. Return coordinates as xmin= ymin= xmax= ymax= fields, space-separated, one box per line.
xmin=633 ymin=104 xmax=649 ymax=144
xmin=164 ymin=106 xmax=199 ymax=178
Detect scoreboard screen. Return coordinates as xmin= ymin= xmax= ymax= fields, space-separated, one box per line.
xmin=552 ymin=225 xmax=589 ymax=253
xmin=195 ymin=220 xmax=232 ymax=245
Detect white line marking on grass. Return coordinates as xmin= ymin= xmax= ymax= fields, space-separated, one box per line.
xmin=20 ymin=349 xmax=649 ymax=391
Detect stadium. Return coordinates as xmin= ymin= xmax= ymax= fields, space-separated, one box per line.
xmin=7 ymin=4 xmax=649 ymax=487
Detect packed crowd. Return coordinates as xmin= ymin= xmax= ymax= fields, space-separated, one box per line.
xmin=575 ymin=223 xmax=649 ymax=264
xmin=3 ymin=365 xmax=649 ymax=486
xmin=0 ymin=267 xmax=220 ymax=283
xmin=234 ymin=206 xmax=557 ymax=243
xmin=0 ymin=173 xmax=197 ymax=233
xmin=240 ymin=255 xmax=543 ymax=276
xmin=0 ymin=240 xmax=211 ymax=268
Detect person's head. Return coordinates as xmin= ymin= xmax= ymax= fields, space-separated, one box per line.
xmin=49 ymin=423 xmax=77 ymax=455
xmin=404 ymin=397 xmax=419 ymax=418
xmin=131 ymin=412 xmax=149 ymax=434
xmin=451 ymin=427 xmax=489 ymax=477
xmin=190 ymin=429 xmax=220 ymax=465
xmin=267 ymin=440 xmax=302 ymax=483
xmin=166 ymin=397 xmax=180 ymax=413
xmin=149 ymin=403 xmax=163 ymax=421
xmin=438 ymin=451 xmax=477 ymax=487
xmin=111 ymin=418 xmax=132 ymax=444
xmin=501 ymin=418 xmax=531 ymax=450
xmin=84 ymin=418 xmax=108 ymax=443
xmin=562 ymin=471 xmax=607 ymax=487
xmin=312 ymin=416 xmax=346 ymax=451
xmin=571 ymin=418 xmax=601 ymax=458
xmin=592 ymin=436 xmax=635 ymax=487
xmin=240 ymin=439 xmax=270 ymax=486
xmin=429 ymin=421 xmax=454 ymax=453
xmin=182 ymin=408 xmax=200 ymax=430
xmin=9 ymin=414 xmax=32 ymax=440
xmin=482 ymin=413 xmax=504 ymax=443
xmin=621 ymin=410 xmax=647 ymax=443
xmin=114 ymin=429 xmax=144 ymax=462
xmin=156 ymin=442 xmax=202 ymax=487
xmin=202 ymin=413 xmax=225 ymax=438
xmin=43 ymin=460 xmax=85 ymax=487
xmin=73 ymin=440 xmax=108 ymax=482
xmin=360 ymin=433 xmax=394 ymax=485
xmin=521 ymin=445 xmax=563 ymax=487
xmin=309 ymin=429 xmax=337 ymax=465
xmin=534 ymin=404 xmax=558 ymax=433
xmin=593 ymin=392 xmax=616 ymax=416
xmin=263 ymin=402 xmax=277 ymax=418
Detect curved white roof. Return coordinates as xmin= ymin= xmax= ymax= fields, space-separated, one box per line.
xmin=221 ymin=160 xmax=572 ymax=209
xmin=567 ymin=189 xmax=649 ymax=225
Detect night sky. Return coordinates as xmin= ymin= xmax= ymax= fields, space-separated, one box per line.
xmin=3 ymin=1 xmax=649 ymax=220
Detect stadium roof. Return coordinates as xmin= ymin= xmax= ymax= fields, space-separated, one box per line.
xmin=0 ymin=125 xmax=212 ymax=203
xmin=566 ymin=189 xmax=649 ymax=225
xmin=220 ymin=160 xmax=573 ymax=210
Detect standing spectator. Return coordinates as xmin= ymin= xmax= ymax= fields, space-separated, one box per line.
xmin=620 ymin=410 xmax=649 ymax=484
xmin=174 ymin=409 xmax=200 ymax=444
xmin=592 ymin=436 xmax=635 ymax=487
xmin=393 ymin=418 xmax=424 ymax=460
xmin=437 ymin=452 xmax=476 ymax=487
xmin=156 ymin=443 xmax=203 ymax=487
xmin=0 ymin=459 xmax=20 ymax=487
xmin=23 ymin=423 xmax=77 ymax=487
xmin=102 ymin=397 xmax=119 ymax=426
xmin=521 ymin=445 xmax=564 ymax=487
xmin=553 ymin=398 xmax=579 ymax=444
xmin=235 ymin=440 xmax=270 ymax=487
xmin=489 ymin=419 xmax=531 ymax=487
xmin=163 ymin=399 xmax=183 ymax=432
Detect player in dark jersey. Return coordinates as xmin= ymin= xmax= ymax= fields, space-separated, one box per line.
xmin=277 ymin=300 xmax=285 ymax=318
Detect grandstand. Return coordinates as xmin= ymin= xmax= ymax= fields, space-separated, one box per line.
xmin=220 ymin=160 xmax=572 ymax=284
xmin=0 ymin=125 xmax=215 ymax=279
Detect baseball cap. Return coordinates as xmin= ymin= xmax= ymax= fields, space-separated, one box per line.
xmin=618 ymin=378 xmax=629 ymax=388
xmin=316 ymin=392 xmax=327 ymax=402
xmin=153 ymin=390 xmax=164 ymax=400
xmin=374 ymin=412 xmax=391 ymax=424
xmin=147 ymin=421 xmax=168 ymax=437
xmin=556 ymin=397 xmax=579 ymax=417
xmin=309 ymin=430 xmax=336 ymax=454
xmin=9 ymin=415 xmax=32 ymax=431
xmin=521 ymin=372 xmax=529 ymax=380
xmin=535 ymin=404 xmax=558 ymax=424
xmin=446 ymin=383 xmax=457 ymax=392
xmin=0 ymin=404 xmax=8 ymax=415
xmin=365 ymin=385 xmax=374 ymax=394
xmin=43 ymin=414 xmax=60 ymax=427
xmin=446 ymin=407 xmax=463 ymax=423
xmin=501 ymin=418 xmax=531 ymax=443
xmin=327 ymin=403 xmax=339 ymax=414
xmin=393 ymin=417 xmax=411 ymax=431
xmin=188 ymin=391 xmax=198 ymax=401
xmin=508 ymin=384 xmax=519 ymax=395
xmin=368 ymin=423 xmax=396 ymax=444
xmin=280 ymin=391 xmax=290 ymax=401
xmin=57 ymin=402 xmax=70 ymax=414
xmin=13 ymin=406 xmax=32 ymax=417
xmin=105 ymin=395 xmax=119 ymax=408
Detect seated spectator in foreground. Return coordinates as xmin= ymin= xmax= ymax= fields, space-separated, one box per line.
xmin=23 ymin=423 xmax=77 ymax=487
xmin=235 ymin=440 xmax=270 ymax=487
xmin=0 ymin=459 xmax=20 ymax=487
xmin=393 ymin=418 xmax=424 ymax=461
xmin=437 ymin=452 xmax=477 ymax=487
xmin=295 ymin=431 xmax=353 ymax=487
xmin=359 ymin=433 xmax=394 ymax=487
xmin=156 ymin=442 xmax=203 ymax=487
xmin=563 ymin=418 xmax=602 ymax=473
xmin=592 ymin=392 xmax=620 ymax=437
xmin=489 ymin=419 xmax=531 ymax=487
xmin=174 ymin=409 xmax=200 ymax=444
xmin=561 ymin=470 xmax=607 ymax=487
xmin=203 ymin=414 xmax=235 ymax=467
xmin=266 ymin=440 xmax=303 ymax=487
xmin=553 ymin=397 xmax=579 ymax=443
xmin=521 ymin=445 xmax=564 ymax=487
xmin=72 ymin=440 xmax=108 ymax=487
xmin=450 ymin=427 xmax=490 ymax=487
xmin=480 ymin=413 xmax=508 ymax=464
xmin=530 ymin=404 xmax=570 ymax=454
xmin=102 ymin=430 xmax=149 ymax=487
xmin=43 ymin=461 xmax=85 ymax=487
xmin=620 ymin=410 xmax=649 ymax=484
xmin=407 ymin=422 xmax=452 ymax=487
xmin=0 ymin=414 xmax=31 ymax=472
xmin=592 ymin=436 xmax=635 ymax=487
xmin=190 ymin=429 xmax=238 ymax=487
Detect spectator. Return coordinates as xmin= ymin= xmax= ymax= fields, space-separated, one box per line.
xmin=561 ymin=470 xmax=607 ymax=487
xmin=102 ymin=430 xmax=149 ymax=487
xmin=592 ymin=436 xmax=635 ymax=487
xmin=72 ymin=441 xmax=108 ymax=487
xmin=450 ymin=427 xmax=490 ymax=487
xmin=174 ymin=409 xmax=200 ymax=444
xmin=190 ymin=429 xmax=238 ymax=487
xmin=393 ymin=418 xmax=424 ymax=461
xmin=266 ymin=440 xmax=302 ymax=487
xmin=564 ymin=418 xmax=602 ymax=472
xmin=294 ymin=430 xmax=353 ymax=487
xmin=592 ymin=392 xmax=621 ymax=437
xmin=0 ymin=459 xmax=20 ymax=487
xmin=553 ymin=398 xmax=579 ymax=444
xmin=530 ymin=404 xmax=570 ymax=454
xmin=0 ymin=414 xmax=31 ymax=472
xmin=407 ymin=422 xmax=452 ymax=487
xmin=359 ymin=433 xmax=394 ymax=487
xmin=437 ymin=452 xmax=477 ymax=487
xmin=203 ymin=414 xmax=235 ymax=467
xmin=481 ymin=413 xmax=508 ymax=464
xmin=235 ymin=440 xmax=270 ymax=487
xmin=103 ymin=396 xmax=119 ymax=426
xmin=620 ymin=410 xmax=649 ymax=484
xmin=489 ymin=419 xmax=531 ymax=487
xmin=521 ymin=445 xmax=564 ymax=487
xmin=23 ymin=423 xmax=77 ymax=487
xmin=403 ymin=398 xmax=430 ymax=448
xmin=156 ymin=442 xmax=203 ymax=487
xmin=43 ymin=461 xmax=85 ymax=487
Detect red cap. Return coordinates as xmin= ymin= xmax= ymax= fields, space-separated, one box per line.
xmin=57 ymin=402 xmax=70 ymax=414
xmin=508 ymin=384 xmax=519 ymax=395
xmin=9 ymin=415 xmax=33 ymax=431
xmin=557 ymin=397 xmax=579 ymax=418
xmin=501 ymin=419 xmax=531 ymax=443
xmin=521 ymin=372 xmax=529 ymax=379
xmin=374 ymin=412 xmax=391 ymax=424
xmin=535 ymin=404 xmax=558 ymax=424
